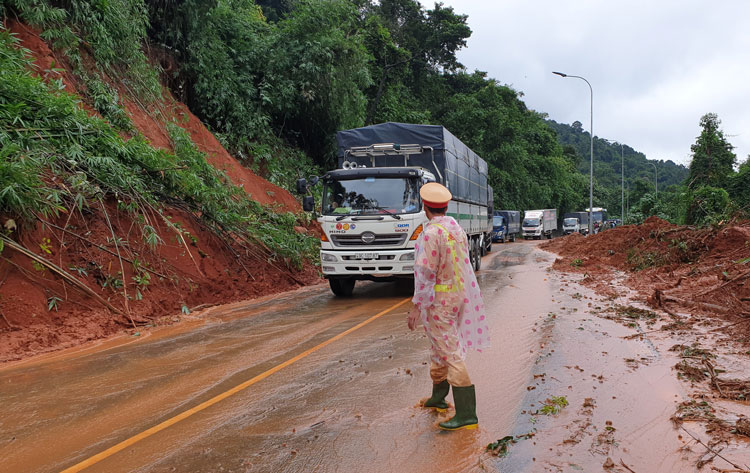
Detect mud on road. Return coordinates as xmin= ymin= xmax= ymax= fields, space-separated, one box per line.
xmin=1 ymin=237 xmax=749 ymax=472
xmin=532 ymin=220 xmax=750 ymax=473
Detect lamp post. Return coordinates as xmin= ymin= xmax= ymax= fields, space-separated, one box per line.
xmin=554 ymin=71 xmax=593 ymax=235
xmin=625 ymin=180 xmax=630 ymax=221
xmin=649 ymin=162 xmax=658 ymax=196
xmin=604 ymin=139 xmax=625 ymax=221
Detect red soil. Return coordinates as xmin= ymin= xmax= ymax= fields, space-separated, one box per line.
xmin=0 ymin=21 xmax=321 ymax=363
xmin=542 ymin=216 xmax=750 ymax=342
xmin=5 ymin=19 xmax=298 ymax=213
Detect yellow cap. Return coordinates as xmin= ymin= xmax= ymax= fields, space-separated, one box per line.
xmin=420 ymin=182 xmax=452 ymax=207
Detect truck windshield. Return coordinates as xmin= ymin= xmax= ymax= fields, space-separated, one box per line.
xmin=563 ymin=218 xmax=578 ymax=226
xmin=523 ymin=218 xmax=540 ymax=227
xmin=322 ymin=177 xmax=420 ymax=216
xmin=493 ymin=216 xmax=504 ymax=226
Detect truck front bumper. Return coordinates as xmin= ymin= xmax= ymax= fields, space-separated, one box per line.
xmin=320 ymin=249 xmax=415 ymax=280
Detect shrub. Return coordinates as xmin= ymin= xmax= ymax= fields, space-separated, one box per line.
xmin=685 ymin=186 xmax=732 ymax=226
xmin=0 ymin=28 xmax=316 ymax=267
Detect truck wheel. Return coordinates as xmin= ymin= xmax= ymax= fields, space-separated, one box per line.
xmin=510 ymin=234 xmax=516 ymax=242
xmin=486 ymin=236 xmax=492 ymax=253
xmin=547 ymin=233 xmax=553 ymax=239
xmin=473 ymin=239 xmax=482 ymax=271
xmin=329 ymin=278 xmax=355 ymax=297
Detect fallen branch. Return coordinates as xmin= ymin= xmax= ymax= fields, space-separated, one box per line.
xmin=623 ymin=328 xmax=664 ymax=340
xmin=619 ymin=459 xmax=637 ymax=473
xmin=681 ymin=426 xmax=745 ymax=470
xmin=0 ymin=235 xmax=123 ymax=315
xmin=696 ymin=268 xmax=750 ymax=297
xmin=140 ymin=200 xmax=205 ymax=279
xmin=660 ymin=293 xmax=733 ymax=315
xmin=710 ymin=318 xmax=750 ymax=333
xmin=0 ymin=310 xmax=18 ymax=330
xmin=652 ymin=289 xmax=680 ymax=317
xmin=36 ymin=217 xmax=169 ymax=279
xmin=189 ymin=303 xmax=217 ymax=312
xmin=703 ymin=359 xmax=725 ymax=398
xmin=100 ymin=199 xmax=135 ymax=329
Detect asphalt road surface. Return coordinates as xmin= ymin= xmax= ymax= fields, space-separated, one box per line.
xmin=1 ymin=241 xmax=558 ymax=473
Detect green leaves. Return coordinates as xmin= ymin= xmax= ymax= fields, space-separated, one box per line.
xmin=47 ymin=296 xmax=62 ymax=311
xmin=486 ymin=436 xmax=515 ymax=457
xmin=539 ymin=396 xmax=569 ymax=415
xmin=688 ymin=113 xmax=737 ymax=190
xmin=0 ymin=27 xmax=315 ymax=270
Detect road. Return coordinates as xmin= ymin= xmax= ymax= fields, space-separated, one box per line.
xmin=1 ymin=241 xmax=564 ymax=473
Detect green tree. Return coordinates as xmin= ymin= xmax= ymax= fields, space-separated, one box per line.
xmin=686 ymin=113 xmax=736 ymax=189
xmin=685 ymin=186 xmax=732 ymax=226
xmin=726 ymin=158 xmax=750 ymax=211
xmin=364 ymin=0 xmax=470 ymax=124
xmin=266 ymin=0 xmax=371 ymax=164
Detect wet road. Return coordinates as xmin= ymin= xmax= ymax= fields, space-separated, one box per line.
xmin=0 ymin=241 xmax=557 ymax=473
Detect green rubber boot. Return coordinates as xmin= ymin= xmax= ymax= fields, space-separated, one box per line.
xmin=439 ymin=385 xmax=478 ymax=430
xmin=423 ymin=380 xmax=450 ymax=411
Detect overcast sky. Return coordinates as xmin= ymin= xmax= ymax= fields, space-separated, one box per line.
xmin=438 ymin=0 xmax=750 ymax=167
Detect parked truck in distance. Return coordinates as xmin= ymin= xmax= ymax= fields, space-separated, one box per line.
xmin=522 ymin=209 xmax=557 ymax=240
xmin=586 ymin=207 xmax=608 ymax=233
xmin=562 ymin=211 xmax=590 ymax=235
xmin=297 ymin=122 xmax=494 ymax=297
xmin=492 ymin=210 xmax=521 ymax=243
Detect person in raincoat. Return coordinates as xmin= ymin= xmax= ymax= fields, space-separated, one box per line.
xmin=407 ymin=182 xmax=490 ymax=431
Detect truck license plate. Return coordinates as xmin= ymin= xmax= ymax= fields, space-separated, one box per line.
xmin=353 ymin=252 xmax=377 ymax=260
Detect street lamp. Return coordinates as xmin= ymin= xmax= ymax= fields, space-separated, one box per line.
xmin=625 ymin=180 xmax=629 ymax=221
xmin=649 ymin=162 xmax=658 ymax=196
xmin=604 ymin=139 xmax=625 ymax=221
xmin=554 ymin=71 xmax=593 ymax=235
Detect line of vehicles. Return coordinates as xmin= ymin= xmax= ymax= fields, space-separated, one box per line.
xmin=562 ymin=208 xmax=609 ymax=235
xmin=296 ymin=122 xmax=613 ymax=296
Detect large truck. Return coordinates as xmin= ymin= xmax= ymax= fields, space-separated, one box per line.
xmin=492 ymin=210 xmax=521 ymax=243
xmin=562 ymin=211 xmax=590 ymax=235
xmin=522 ymin=209 xmax=557 ymax=240
xmin=297 ymin=122 xmax=494 ymax=297
xmin=585 ymin=207 xmax=608 ymax=233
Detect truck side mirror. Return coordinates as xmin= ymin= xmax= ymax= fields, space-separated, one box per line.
xmin=302 ymin=196 xmax=315 ymax=212
xmin=296 ymin=178 xmax=308 ymax=195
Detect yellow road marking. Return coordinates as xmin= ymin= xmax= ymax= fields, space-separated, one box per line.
xmin=60 ymin=298 xmax=411 ymax=473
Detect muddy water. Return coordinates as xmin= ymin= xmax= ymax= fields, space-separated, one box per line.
xmin=1 ymin=242 xmax=557 ymax=473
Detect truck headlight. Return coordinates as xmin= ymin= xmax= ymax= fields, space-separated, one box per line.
xmin=321 ymin=253 xmax=337 ymax=262
xmin=403 ymin=265 xmax=414 ymax=272
xmin=322 ymin=266 xmax=335 ymax=272
xmin=399 ymin=252 xmax=415 ymax=261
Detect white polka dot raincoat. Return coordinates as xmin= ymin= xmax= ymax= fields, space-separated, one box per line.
xmin=412 ymin=216 xmax=490 ymax=364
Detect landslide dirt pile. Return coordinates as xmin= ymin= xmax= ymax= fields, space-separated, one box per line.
xmin=7 ymin=19 xmax=297 ymax=212
xmin=543 ymin=216 xmax=750 ymax=342
xmin=0 ymin=21 xmax=321 ymax=363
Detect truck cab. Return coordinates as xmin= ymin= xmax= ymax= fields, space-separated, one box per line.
xmin=492 ymin=214 xmax=506 ymax=242
xmin=317 ymin=166 xmax=432 ymax=296
xmin=522 ymin=209 xmax=557 ymax=240
xmin=562 ymin=217 xmax=580 ymax=235
xmin=299 ymin=123 xmax=493 ymax=297
xmin=522 ymin=212 xmax=543 ymax=239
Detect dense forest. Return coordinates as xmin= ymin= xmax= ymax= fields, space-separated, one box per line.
xmin=547 ymin=119 xmax=689 ymax=218
xmin=2 ymin=0 xmax=748 ymax=246
xmin=0 ymin=0 xmax=594 ymax=221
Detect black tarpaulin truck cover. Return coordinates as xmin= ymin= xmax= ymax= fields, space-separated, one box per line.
xmin=336 ymin=122 xmax=490 ymax=206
